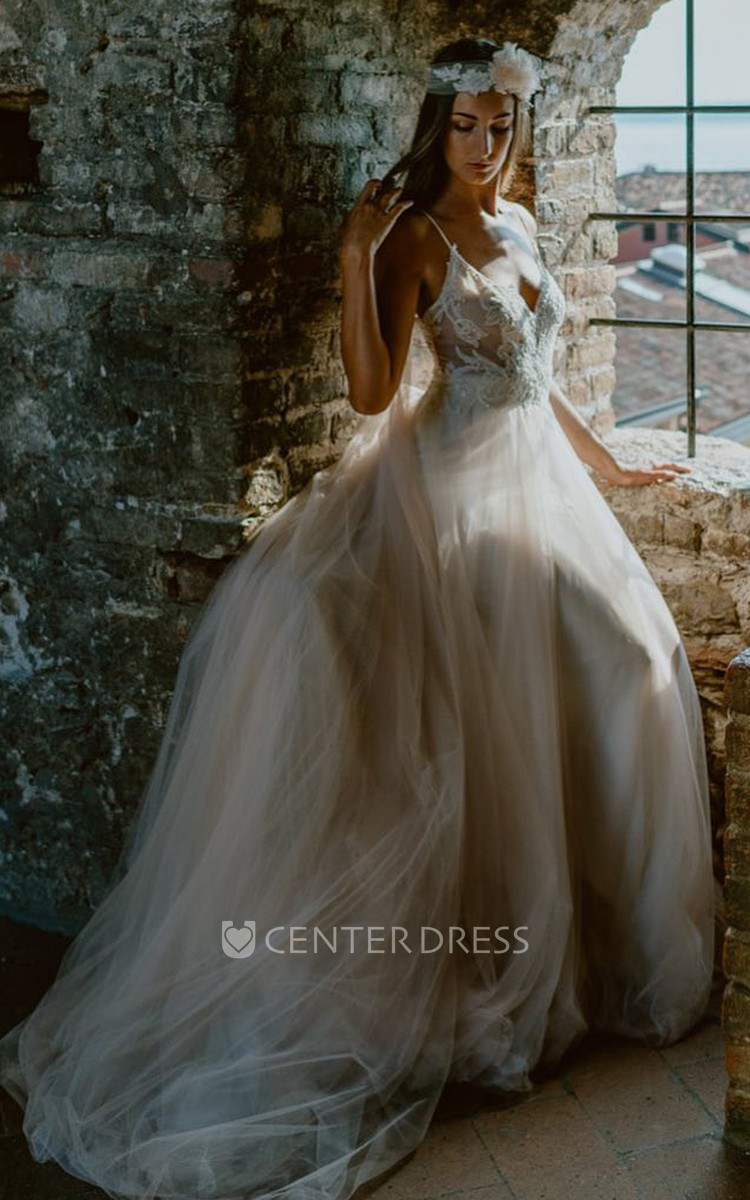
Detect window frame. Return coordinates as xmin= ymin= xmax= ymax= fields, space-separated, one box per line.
xmin=586 ymin=0 xmax=750 ymax=456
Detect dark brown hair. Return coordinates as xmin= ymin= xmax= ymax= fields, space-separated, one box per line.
xmin=380 ymin=38 xmax=532 ymax=207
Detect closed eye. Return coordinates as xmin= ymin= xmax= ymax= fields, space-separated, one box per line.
xmin=452 ymin=123 xmax=513 ymax=134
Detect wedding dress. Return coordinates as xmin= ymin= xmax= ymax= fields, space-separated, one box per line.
xmin=0 ymin=208 xmax=715 ymax=1200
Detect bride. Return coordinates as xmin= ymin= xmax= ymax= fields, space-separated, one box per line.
xmin=0 ymin=36 xmax=714 ymax=1200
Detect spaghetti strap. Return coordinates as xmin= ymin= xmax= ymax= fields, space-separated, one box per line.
xmin=420 ymin=205 xmax=543 ymax=271
xmin=418 ymin=209 xmax=455 ymax=251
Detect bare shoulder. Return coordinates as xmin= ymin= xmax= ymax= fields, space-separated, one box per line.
xmin=374 ymin=206 xmax=432 ymax=280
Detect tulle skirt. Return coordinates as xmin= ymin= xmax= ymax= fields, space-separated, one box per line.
xmin=0 ymin=368 xmax=715 ymax=1200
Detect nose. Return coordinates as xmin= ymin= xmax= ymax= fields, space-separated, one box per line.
xmin=483 ymin=126 xmax=493 ymax=156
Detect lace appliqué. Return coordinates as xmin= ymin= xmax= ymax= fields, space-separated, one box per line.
xmin=429 ymin=62 xmax=494 ymax=96
xmin=419 ymin=244 xmax=566 ymax=423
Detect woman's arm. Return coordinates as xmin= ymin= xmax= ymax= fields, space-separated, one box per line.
xmin=339 ymin=181 xmax=423 ymax=415
xmin=549 ymin=377 xmax=690 ymax=486
xmin=514 ymin=202 xmax=691 ymax=488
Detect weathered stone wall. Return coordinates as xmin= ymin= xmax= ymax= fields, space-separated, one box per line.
xmin=0 ymin=0 xmax=254 ymax=932
xmin=2 ymin=0 xmax=741 ymax=944
xmin=1 ymin=0 xmax=464 ymax=932
xmin=723 ymin=648 xmax=750 ymax=1149
xmin=237 ymin=0 xmax=574 ymax=502
xmin=541 ymin=0 xmax=670 ymax=431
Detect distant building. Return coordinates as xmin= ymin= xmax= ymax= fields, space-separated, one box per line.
xmin=615 ymin=171 xmax=750 ymax=263
xmin=610 ymin=170 xmax=750 ymax=443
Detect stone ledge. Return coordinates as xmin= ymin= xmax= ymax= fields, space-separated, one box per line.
xmin=598 ymin=427 xmax=750 ymax=501
xmin=592 ymin=427 xmax=750 ymax=691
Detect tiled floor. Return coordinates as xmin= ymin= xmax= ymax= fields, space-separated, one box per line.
xmin=359 ymin=984 xmax=750 ymax=1200
xmin=1 ymin=915 xmax=748 ymax=1200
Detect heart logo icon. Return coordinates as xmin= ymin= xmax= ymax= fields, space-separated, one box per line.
xmin=221 ymin=921 xmax=256 ymax=958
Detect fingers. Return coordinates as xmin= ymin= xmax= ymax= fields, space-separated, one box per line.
xmin=653 ymin=461 xmax=691 ymax=473
xmin=363 ymin=180 xmax=406 ymax=211
xmin=626 ymin=461 xmax=691 ymax=485
xmin=626 ymin=468 xmax=676 ymax=486
xmin=359 ymin=179 xmax=383 ymax=203
xmin=646 ymin=461 xmax=691 ymax=485
xmin=391 ymin=196 xmax=413 ymax=216
xmin=379 ymin=188 xmax=407 ymax=213
xmin=619 ymin=460 xmax=691 ymax=487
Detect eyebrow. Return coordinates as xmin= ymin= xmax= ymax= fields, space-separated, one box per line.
xmin=452 ymin=111 xmax=514 ymax=120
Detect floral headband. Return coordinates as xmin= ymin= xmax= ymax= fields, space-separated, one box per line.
xmin=425 ymin=42 xmax=541 ymax=105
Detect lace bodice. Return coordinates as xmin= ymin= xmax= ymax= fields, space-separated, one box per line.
xmin=416 ymin=210 xmax=566 ymax=421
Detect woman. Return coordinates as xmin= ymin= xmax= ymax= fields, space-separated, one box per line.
xmin=0 ymin=36 xmax=714 ymax=1200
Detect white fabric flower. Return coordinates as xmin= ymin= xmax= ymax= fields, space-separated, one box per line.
xmin=426 ymin=42 xmax=541 ymax=102
xmin=489 ymin=43 xmax=540 ymax=102
xmin=430 ymin=63 xmax=492 ymax=95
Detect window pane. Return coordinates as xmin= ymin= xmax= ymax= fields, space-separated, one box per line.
xmin=693 ymin=227 xmax=750 ymax=326
xmin=696 ymin=330 xmax=750 ymax=442
xmin=614 ymin=222 xmax=688 ymax=322
xmin=611 ymin=326 xmax=687 ymax=431
xmin=694 ymin=0 xmax=750 ymax=106
xmin=616 ymin=0 xmax=686 ymax=107
xmin=615 ymin=114 xmax=686 ymax=189
xmin=694 ymin=115 xmax=750 ymax=214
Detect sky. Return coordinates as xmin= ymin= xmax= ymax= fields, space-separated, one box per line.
xmin=617 ymin=0 xmax=750 ymax=106
xmin=614 ymin=0 xmax=749 ymax=171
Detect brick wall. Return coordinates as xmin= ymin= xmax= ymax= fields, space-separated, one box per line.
xmin=1 ymin=0 xmax=586 ymax=931
xmin=1 ymin=0 xmax=745 ymax=941
xmin=0 ymin=1 xmax=247 ymax=928
xmin=540 ymin=0 xmax=670 ymax=432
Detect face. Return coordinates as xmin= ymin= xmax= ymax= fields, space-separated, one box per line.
xmin=443 ymin=90 xmax=515 ymax=187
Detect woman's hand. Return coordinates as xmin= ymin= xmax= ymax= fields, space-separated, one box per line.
xmin=600 ymin=460 xmax=692 ymax=487
xmin=340 ymin=179 xmax=413 ymax=263
xmin=547 ymin=382 xmax=694 ymax=489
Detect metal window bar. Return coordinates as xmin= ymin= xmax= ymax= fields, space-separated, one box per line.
xmin=584 ymin=0 xmax=750 ymax=456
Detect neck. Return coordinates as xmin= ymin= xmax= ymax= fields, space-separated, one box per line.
xmin=434 ymin=175 xmax=509 ymax=220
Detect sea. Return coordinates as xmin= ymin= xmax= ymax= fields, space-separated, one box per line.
xmin=614 ymin=111 xmax=750 ymax=176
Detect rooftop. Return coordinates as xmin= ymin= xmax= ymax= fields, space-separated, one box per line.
xmin=616 ymin=170 xmax=750 ymax=214
xmin=609 ymin=171 xmax=750 ymax=437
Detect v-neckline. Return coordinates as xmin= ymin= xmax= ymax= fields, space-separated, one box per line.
xmin=422 ymin=241 xmax=549 ymax=324
xmin=418 ymin=208 xmax=547 ymax=322
xmin=449 ymin=241 xmax=546 ymax=319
